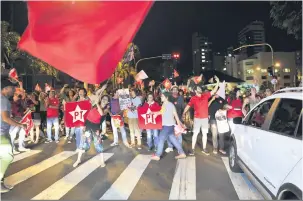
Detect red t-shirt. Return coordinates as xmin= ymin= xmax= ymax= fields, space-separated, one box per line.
xmin=47 ymin=98 xmax=59 ymax=118
xmin=188 ymin=92 xmax=211 ymax=119
xmin=227 ymin=98 xmax=243 ymax=118
xmin=86 ymin=108 xmax=102 ymax=124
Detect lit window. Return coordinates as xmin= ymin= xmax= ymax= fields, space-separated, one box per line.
xmin=202 ymin=49 xmax=205 ymax=52
xmin=202 ymin=67 xmax=205 ymax=70
xmin=202 ymin=56 xmax=205 ymax=59
xmin=202 ymin=53 xmax=205 ymax=55
xmin=246 ymin=69 xmax=254 ymax=74
xmin=223 ymin=68 xmax=227 ymax=71
xmin=202 ymin=60 xmax=205 ymax=62
xmin=275 ymin=69 xmax=279 ymax=73
xmin=228 ymin=54 xmax=232 ymax=57
xmin=284 ymin=68 xmax=291 ymax=73
xmin=261 ymin=69 xmax=267 ymax=73
xmin=205 ymin=42 xmax=208 ymax=45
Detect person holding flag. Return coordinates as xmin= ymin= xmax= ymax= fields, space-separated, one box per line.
xmin=1 ymin=77 xmax=27 ymax=193
xmin=45 ymin=89 xmax=60 ymax=143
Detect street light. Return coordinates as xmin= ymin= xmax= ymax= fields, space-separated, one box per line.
xmin=275 ymin=62 xmax=281 ymax=67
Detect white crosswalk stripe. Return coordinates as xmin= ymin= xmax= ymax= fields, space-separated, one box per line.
xmin=3 ymin=149 xmax=264 ymax=200
xmin=221 ymin=157 xmax=263 ymax=200
xmin=169 ymin=157 xmax=196 ymax=200
xmin=32 ymin=153 xmax=114 ymax=200
xmin=6 ymin=151 xmax=76 ymax=186
xmin=12 ymin=150 xmax=42 ymax=163
xmin=100 ymin=154 xmax=151 ymax=200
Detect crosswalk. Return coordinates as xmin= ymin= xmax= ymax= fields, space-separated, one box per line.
xmin=3 ymin=149 xmax=264 ymax=200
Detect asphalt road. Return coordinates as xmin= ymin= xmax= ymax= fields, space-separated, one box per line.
xmin=2 ymin=130 xmax=263 ymax=200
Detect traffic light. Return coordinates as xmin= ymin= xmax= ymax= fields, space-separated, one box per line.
xmin=267 ymin=66 xmax=273 ymax=76
xmin=172 ymin=53 xmax=180 ymax=59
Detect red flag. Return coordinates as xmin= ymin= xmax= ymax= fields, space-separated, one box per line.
xmin=65 ymin=100 xmax=92 ymax=127
xmin=18 ymin=1 xmax=153 ymax=84
xmin=193 ymin=75 xmax=202 ymax=84
xmin=20 ymin=111 xmax=34 ymax=135
xmin=138 ymin=104 xmax=162 ymax=130
xmin=9 ymin=68 xmax=19 ymax=81
xmin=112 ymin=115 xmax=124 ymax=127
xmin=35 ymin=83 xmax=42 ymax=92
xmin=162 ymin=79 xmax=172 ymax=90
xmin=173 ymin=69 xmax=179 ymax=78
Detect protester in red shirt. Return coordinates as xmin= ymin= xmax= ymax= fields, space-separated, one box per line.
xmin=45 ymin=90 xmax=60 ymax=143
xmin=227 ymin=88 xmax=243 ymax=134
xmin=182 ymin=76 xmax=220 ymax=156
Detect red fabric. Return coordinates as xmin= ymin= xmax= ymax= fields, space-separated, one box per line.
xmin=47 ymin=98 xmax=59 ymax=118
xmin=227 ymin=99 xmax=243 ymax=118
xmin=138 ymin=103 xmax=162 ymax=129
xmin=162 ymin=79 xmax=172 ymax=89
xmin=20 ymin=111 xmax=34 ymax=135
xmin=173 ymin=69 xmax=179 ymax=78
xmin=18 ymin=1 xmax=153 ymax=84
xmin=9 ymin=68 xmax=18 ymax=81
xmin=188 ymin=92 xmax=211 ymax=118
xmin=65 ymin=100 xmax=92 ymax=127
xmin=86 ymin=108 xmax=102 ymax=124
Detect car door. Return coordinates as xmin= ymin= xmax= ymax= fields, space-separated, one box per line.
xmin=253 ymin=98 xmax=303 ymax=196
xmin=236 ymin=99 xmax=276 ymax=171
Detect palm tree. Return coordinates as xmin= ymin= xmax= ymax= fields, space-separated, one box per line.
xmin=1 ymin=21 xmax=59 ymax=78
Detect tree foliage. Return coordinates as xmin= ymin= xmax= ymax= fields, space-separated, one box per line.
xmin=1 ymin=21 xmax=59 ymax=78
xmin=270 ymin=1 xmax=302 ymax=40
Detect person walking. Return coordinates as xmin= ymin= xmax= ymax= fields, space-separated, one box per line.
xmin=1 ymin=79 xmax=27 ymax=193
xmin=45 ymin=89 xmax=60 ymax=143
xmin=151 ymin=92 xmax=186 ymax=161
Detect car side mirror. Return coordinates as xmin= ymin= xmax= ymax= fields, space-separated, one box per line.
xmin=233 ymin=117 xmax=243 ymax=125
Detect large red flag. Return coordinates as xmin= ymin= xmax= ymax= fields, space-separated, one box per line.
xmin=18 ymin=1 xmax=153 ymax=84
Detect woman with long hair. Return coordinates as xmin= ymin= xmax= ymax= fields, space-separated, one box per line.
xmin=151 ymin=92 xmax=186 ymax=161
xmin=28 ymin=92 xmax=41 ymax=144
xmin=144 ymin=93 xmax=160 ymax=151
xmin=73 ymin=92 xmax=110 ymax=168
xmin=62 ymin=89 xmax=76 ymax=143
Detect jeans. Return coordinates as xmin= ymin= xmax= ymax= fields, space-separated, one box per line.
xmin=111 ymin=118 xmax=128 ymax=144
xmin=47 ymin=117 xmax=59 ymax=141
xmin=9 ymin=126 xmax=26 ymax=150
xmin=74 ymin=127 xmax=83 ymax=149
xmin=146 ymin=129 xmax=159 ymax=149
xmin=192 ymin=118 xmax=209 ymax=150
xmin=0 ymin=134 xmax=13 ymax=181
xmin=65 ymin=127 xmax=75 ymax=138
xmin=167 ymin=135 xmax=182 ymax=149
xmin=210 ymin=121 xmax=224 ymax=150
xmin=156 ymin=126 xmax=185 ymax=157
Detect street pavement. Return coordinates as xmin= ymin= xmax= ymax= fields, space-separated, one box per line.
xmin=2 ymin=130 xmax=264 ymax=200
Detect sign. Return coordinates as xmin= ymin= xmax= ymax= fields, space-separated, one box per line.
xmin=162 ymin=54 xmax=171 ymax=60
xmin=65 ymin=100 xmax=92 ymax=127
xmin=112 ymin=115 xmax=124 ymax=127
xmin=271 ymin=78 xmax=278 ymax=85
xmin=117 ymin=88 xmax=131 ymax=110
xmin=138 ymin=104 xmax=162 ymax=129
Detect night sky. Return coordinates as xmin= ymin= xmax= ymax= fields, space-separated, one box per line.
xmin=1 ymin=1 xmax=301 ymax=76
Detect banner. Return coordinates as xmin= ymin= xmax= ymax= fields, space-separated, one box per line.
xmin=138 ymin=104 xmax=162 ymax=129
xmin=112 ymin=115 xmax=124 ymax=127
xmin=117 ymin=88 xmax=131 ymax=110
xmin=65 ymin=100 xmax=92 ymax=127
xmin=20 ymin=111 xmax=34 ymax=135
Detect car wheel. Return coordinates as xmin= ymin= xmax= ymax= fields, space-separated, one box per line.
xmin=228 ymin=142 xmax=243 ymax=173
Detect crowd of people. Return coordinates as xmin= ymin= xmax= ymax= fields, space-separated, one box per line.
xmin=1 ymin=74 xmax=276 ymax=193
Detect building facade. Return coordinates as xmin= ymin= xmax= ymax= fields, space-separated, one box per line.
xmin=212 ymin=52 xmax=225 ymax=73
xmin=238 ymin=21 xmax=266 ymax=58
xmin=237 ymin=52 xmax=297 ymax=88
xmin=192 ymin=32 xmax=212 ymax=75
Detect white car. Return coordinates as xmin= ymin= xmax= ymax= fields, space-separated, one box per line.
xmin=228 ymin=87 xmax=302 ymax=200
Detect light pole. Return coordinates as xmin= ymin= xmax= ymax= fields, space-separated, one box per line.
xmin=135 ymin=56 xmax=163 ymax=72
xmin=233 ymin=43 xmax=274 ymax=68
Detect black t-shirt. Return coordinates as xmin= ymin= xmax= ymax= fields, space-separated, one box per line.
xmin=208 ymin=97 xmax=227 ymax=120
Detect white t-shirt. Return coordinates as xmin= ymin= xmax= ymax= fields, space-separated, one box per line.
xmin=215 ymin=110 xmax=230 ymax=134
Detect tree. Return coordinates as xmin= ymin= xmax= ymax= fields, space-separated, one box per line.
xmin=1 ymin=21 xmax=59 ymax=78
xmin=270 ymin=1 xmax=302 ymax=40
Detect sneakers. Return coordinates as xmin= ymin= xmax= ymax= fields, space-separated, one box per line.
xmin=151 ymin=154 xmax=160 ymax=161
xmin=73 ymin=160 xmax=81 ymax=168
xmin=55 ymin=140 xmax=60 ymax=144
xmin=213 ymin=149 xmax=218 ymax=155
xmin=1 ymin=181 xmax=13 ymax=194
xmin=137 ymin=146 xmax=142 ymax=150
xmin=13 ymin=149 xmax=20 ymax=155
xmin=45 ymin=139 xmax=52 ymax=144
xmin=202 ymin=149 xmax=210 ymax=156
xmin=175 ymin=154 xmax=186 ymax=159
xmin=165 ymin=148 xmax=173 ymax=153
xmin=100 ymin=162 xmax=106 ymax=168
xmin=188 ymin=149 xmax=195 ymax=156
xmin=19 ymin=147 xmax=30 ymax=152
xmin=219 ymin=149 xmax=226 ymax=155
xmin=110 ymin=142 xmax=118 ymax=147
xmin=67 ymin=140 xmax=72 ymax=144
